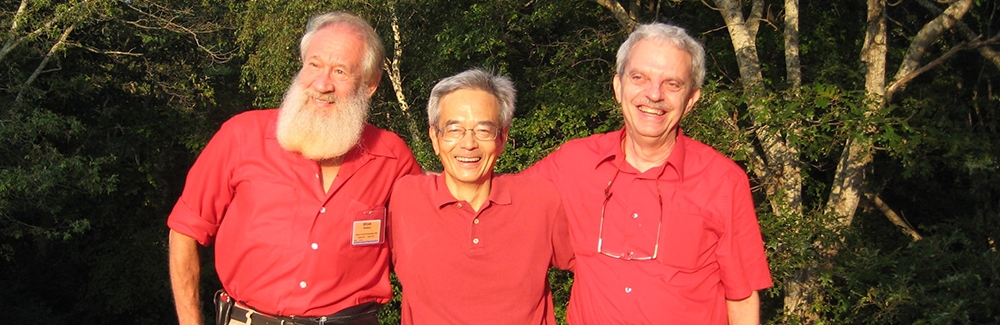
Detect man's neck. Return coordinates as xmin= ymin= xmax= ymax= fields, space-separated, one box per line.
xmin=623 ymin=132 xmax=677 ymax=173
xmin=444 ymin=177 xmax=492 ymax=212
xmin=318 ymin=156 xmax=345 ymax=193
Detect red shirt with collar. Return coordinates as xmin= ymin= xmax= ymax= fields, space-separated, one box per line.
xmin=524 ymin=129 xmax=772 ymax=325
xmin=388 ymin=173 xmax=575 ymax=325
xmin=167 ymin=109 xmax=421 ymax=317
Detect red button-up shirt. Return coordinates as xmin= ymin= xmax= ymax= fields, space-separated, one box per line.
xmin=167 ymin=109 xmax=420 ymax=317
xmin=389 ymin=173 xmax=574 ymax=325
xmin=525 ymin=129 xmax=772 ymax=324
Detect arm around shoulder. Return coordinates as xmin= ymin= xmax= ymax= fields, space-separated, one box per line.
xmin=169 ymin=229 xmax=204 ymax=325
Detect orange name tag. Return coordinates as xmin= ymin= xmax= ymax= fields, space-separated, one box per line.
xmin=352 ymin=219 xmax=382 ymax=245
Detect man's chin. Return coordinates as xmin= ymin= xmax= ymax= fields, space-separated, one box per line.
xmin=300 ymin=102 xmax=333 ymax=116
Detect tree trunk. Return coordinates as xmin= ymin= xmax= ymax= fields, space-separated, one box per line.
xmin=383 ymin=1 xmax=425 ymax=147
xmin=776 ymin=0 xmax=816 ymax=321
xmin=593 ymin=0 xmax=637 ymax=31
xmin=713 ymin=0 xmax=804 ymax=216
xmin=784 ymin=0 xmax=801 ymax=90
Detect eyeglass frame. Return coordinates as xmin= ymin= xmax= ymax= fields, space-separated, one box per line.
xmin=596 ymin=159 xmax=664 ymax=261
xmin=434 ymin=124 xmax=502 ymax=142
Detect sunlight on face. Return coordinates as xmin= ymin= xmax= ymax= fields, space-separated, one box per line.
xmin=430 ymin=89 xmax=505 ymax=187
xmin=613 ymin=39 xmax=701 ymax=144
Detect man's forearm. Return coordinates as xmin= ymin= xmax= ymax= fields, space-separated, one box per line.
xmin=726 ymin=290 xmax=761 ymax=325
xmin=169 ymin=229 xmax=204 ymax=325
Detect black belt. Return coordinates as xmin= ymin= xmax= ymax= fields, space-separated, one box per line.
xmin=216 ymin=291 xmax=380 ymax=325
xmin=230 ymin=304 xmax=316 ymax=325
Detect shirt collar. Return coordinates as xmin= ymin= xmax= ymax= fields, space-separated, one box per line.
xmin=594 ymin=127 xmax=689 ymax=183
xmin=592 ymin=128 xmax=626 ymax=169
xmin=432 ymin=174 xmax=512 ymax=209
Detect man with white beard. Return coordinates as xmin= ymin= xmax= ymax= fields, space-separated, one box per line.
xmin=167 ymin=11 xmax=420 ymax=325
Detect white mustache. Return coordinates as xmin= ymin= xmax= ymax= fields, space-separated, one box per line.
xmin=306 ymin=90 xmax=337 ymax=103
xmin=636 ymin=100 xmax=669 ymax=110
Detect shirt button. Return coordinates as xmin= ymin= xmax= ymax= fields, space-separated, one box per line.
xmin=315 ymin=174 xmax=319 ymax=179
xmin=473 ymin=219 xmax=480 ymax=224
xmin=472 ymin=238 xmax=479 ymax=244
xmin=632 ymin=213 xmax=639 ymax=219
xmin=625 ymin=287 xmax=632 ymax=293
xmin=457 ymin=203 xmax=463 ymax=208
xmin=300 ymin=281 xmax=307 ymax=288
xmin=320 ymin=207 xmax=326 ymax=213
xmin=311 ymin=243 xmax=318 ymax=250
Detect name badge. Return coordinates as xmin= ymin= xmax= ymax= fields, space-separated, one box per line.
xmin=352 ymin=207 xmax=385 ymax=246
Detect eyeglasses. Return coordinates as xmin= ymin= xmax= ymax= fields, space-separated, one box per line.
xmin=596 ymin=160 xmax=663 ymax=261
xmin=435 ymin=125 xmax=500 ymax=142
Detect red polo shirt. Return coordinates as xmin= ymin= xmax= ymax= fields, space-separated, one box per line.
xmin=524 ymin=129 xmax=772 ymax=324
xmin=167 ymin=109 xmax=420 ymax=317
xmin=388 ymin=173 xmax=575 ymax=325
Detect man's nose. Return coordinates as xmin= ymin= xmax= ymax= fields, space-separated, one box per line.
xmin=644 ymin=81 xmax=663 ymax=102
xmin=457 ymin=129 xmax=480 ymax=149
xmin=311 ymin=70 xmax=337 ymax=93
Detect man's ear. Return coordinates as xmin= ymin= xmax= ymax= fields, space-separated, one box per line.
xmin=364 ymin=72 xmax=382 ymax=98
xmin=612 ymin=74 xmax=623 ymax=105
xmin=682 ymin=87 xmax=702 ymax=117
xmin=497 ymin=130 xmax=508 ymax=154
xmin=429 ymin=126 xmax=441 ymax=155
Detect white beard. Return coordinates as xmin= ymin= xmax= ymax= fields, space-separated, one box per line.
xmin=276 ymin=76 xmax=370 ymax=161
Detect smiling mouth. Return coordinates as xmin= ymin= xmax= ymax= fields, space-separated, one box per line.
xmin=637 ymin=106 xmax=666 ymax=116
xmin=456 ymin=156 xmax=482 ymax=163
xmin=312 ymin=96 xmax=336 ymax=104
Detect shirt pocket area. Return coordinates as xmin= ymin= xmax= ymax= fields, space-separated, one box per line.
xmin=231 ymin=180 xmax=299 ymax=247
xmin=656 ymin=210 xmax=721 ymax=271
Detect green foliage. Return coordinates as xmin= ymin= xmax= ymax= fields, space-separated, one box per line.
xmin=1 ymin=0 xmax=999 ymax=324
xmin=548 ymin=269 xmax=574 ymax=325
xmin=1 ymin=0 xmax=241 ymax=323
xmin=831 ymin=216 xmax=1000 ymax=325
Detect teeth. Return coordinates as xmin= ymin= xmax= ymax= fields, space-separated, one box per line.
xmin=313 ymin=96 xmax=336 ymax=104
xmin=456 ymin=157 xmax=481 ymax=163
xmin=638 ymin=106 xmax=666 ymax=116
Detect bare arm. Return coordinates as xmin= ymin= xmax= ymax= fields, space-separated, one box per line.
xmin=726 ymin=290 xmax=761 ymax=325
xmin=169 ymin=229 xmax=204 ymax=325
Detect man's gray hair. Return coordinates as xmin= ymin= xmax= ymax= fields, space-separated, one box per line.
xmin=616 ymin=23 xmax=706 ymax=90
xmin=427 ymin=68 xmax=516 ymax=129
xmin=300 ymin=11 xmax=385 ymax=86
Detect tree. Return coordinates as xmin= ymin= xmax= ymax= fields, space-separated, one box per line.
xmin=1 ymin=0 xmax=239 ymax=322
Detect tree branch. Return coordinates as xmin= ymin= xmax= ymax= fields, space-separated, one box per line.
xmin=122 ymin=2 xmax=233 ymax=63
xmin=892 ymin=0 xmax=972 ymax=87
xmin=592 ymin=0 xmax=637 ymax=32
xmin=1 ymin=13 xmax=61 ymax=63
xmin=8 ymin=0 xmax=28 ymax=34
xmin=67 ymin=42 xmax=143 ymax=57
xmin=747 ymin=0 xmax=763 ymax=44
xmin=863 ymin=191 xmax=922 ymax=241
xmin=917 ymin=0 xmax=1000 ymax=71
xmin=16 ymin=24 xmax=75 ymax=103
xmin=887 ymin=33 xmax=1000 ymax=100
